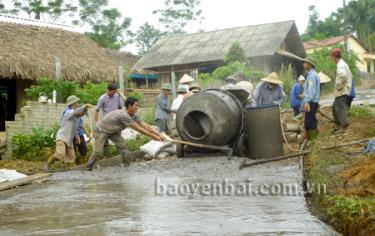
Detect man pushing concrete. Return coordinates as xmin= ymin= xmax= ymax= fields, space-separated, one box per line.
xmin=86 ymin=96 xmax=163 ymax=171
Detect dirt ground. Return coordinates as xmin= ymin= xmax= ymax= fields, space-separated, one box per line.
xmin=303 ymin=104 xmax=375 ymax=235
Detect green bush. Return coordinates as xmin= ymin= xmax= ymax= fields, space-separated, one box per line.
xmin=11 ymin=126 xmax=58 ymax=161
xmin=127 ymin=136 xmax=151 ymax=152
xmin=210 ymin=61 xmax=266 ymax=83
xmin=25 ymin=78 xmax=78 ymax=103
xmin=128 ymin=92 xmax=144 ymax=104
xmin=143 ymin=107 xmax=155 ymax=125
xmin=279 ymin=64 xmax=296 ymax=108
xmin=76 ymin=82 xmax=108 ymax=105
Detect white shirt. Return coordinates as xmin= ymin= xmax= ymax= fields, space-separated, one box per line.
xmin=335 ymin=59 xmax=352 ymax=97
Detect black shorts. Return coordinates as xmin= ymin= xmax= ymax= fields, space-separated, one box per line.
xmin=304 ymin=102 xmax=319 ymax=130
xmin=74 ymin=135 xmax=87 ymax=156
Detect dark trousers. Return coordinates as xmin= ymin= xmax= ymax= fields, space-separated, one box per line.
xmin=292 ymin=105 xmax=301 ymax=116
xmin=347 ymin=96 xmax=354 ymax=109
xmin=333 ymin=95 xmax=349 ymax=128
xmin=74 ymin=135 xmax=87 ymax=156
xmin=304 ymin=102 xmax=319 ymax=130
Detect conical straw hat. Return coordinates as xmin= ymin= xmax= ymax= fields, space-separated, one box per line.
xmin=179 ymin=74 xmax=194 ymax=84
xmin=261 ymin=72 xmax=283 ymax=85
xmin=318 ymin=72 xmax=332 ymax=84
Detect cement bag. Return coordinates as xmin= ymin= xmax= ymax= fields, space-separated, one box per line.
xmin=140 ymin=140 xmax=173 ymax=158
xmin=0 ymin=169 xmax=27 ymax=183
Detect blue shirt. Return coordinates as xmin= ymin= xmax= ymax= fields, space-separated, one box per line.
xmin=303 ymin=69 xmax=320 ymax=104
xmin=350 ymin=79 xmax=355 ymax=97
xmin=290 ymin=83 xmax=303 ymax=108
xmin=77 ymin=117 xmax=84 ymax=136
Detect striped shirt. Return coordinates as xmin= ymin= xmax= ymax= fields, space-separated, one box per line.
xmin=97 ymin=109 xmax=141 ymax=134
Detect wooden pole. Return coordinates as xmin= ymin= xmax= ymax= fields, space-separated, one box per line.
xmin=240 ymin=138 xmax=371 ymax=169
xmin=0 ymin=173 xmax=52 ymax=192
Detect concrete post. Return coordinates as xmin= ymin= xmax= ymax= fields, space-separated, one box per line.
xmin=371 ymin=60 xmax=375 ymax=74
xmin=171 ymin=71 xmax=177 ymax=99
xmin=119 ymin=66 xmax=125 ymax=104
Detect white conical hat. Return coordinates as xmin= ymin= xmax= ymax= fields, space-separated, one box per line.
xmin=318 ymin=72 xmax=332 ymax=84
xmin=179 ymin=74 xmax=195 ymax=84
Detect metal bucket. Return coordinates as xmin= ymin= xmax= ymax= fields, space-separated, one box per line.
xmin=246 ymin=105 xmax=284 ymax=159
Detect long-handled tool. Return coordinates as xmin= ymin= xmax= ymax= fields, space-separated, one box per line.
xmin=239 ymin=138 xmax=371 ymax=169
xmin=160 ymin=133 xmax=233 ymax=156
xmin=318 ymin=110 xmax=337 ymax=124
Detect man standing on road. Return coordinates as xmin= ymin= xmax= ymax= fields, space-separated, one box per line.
xmin=290 ymin=75 xmax=305 ymax=116
xmin=95 ymin=83 xmax=122 ymax=122
xmin=155 ymin=83 xmax=173 ymax=133
xmin=87 ymin=97 xmax=163 ymax=171
xmin=302 ymin=58 xmax=320 ymax=140
xmin=331 ymin=48 xmax=352 ymax=134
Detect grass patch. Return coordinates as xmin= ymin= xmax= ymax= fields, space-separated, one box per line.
xmin=349 ymin=105 xmax=375 ymax=118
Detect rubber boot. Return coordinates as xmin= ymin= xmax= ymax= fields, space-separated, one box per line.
xmin=86 ymin=156 xmax=97 ymax=171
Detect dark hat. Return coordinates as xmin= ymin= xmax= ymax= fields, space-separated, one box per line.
xmin=108 ymin=83 xmax=118 ymax=90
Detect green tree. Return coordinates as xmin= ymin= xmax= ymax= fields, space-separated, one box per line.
xmin=10 ymin=0 xmax=77 ymax=20
xmin=224 ymin=42 xmax=247 ymax=64
xmin=153 ymin=0 xmax=203 ymax=35
xmin=134 ymin=22 xmax=166 ymax=55
xmin=0 ymin=0 xmax=6 ymax=13
xmin=77 ymin=0 xmax=133 ymax=49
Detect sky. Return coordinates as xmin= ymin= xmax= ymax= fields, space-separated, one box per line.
xmin=108 ymin=0 xmax=351 ymax=53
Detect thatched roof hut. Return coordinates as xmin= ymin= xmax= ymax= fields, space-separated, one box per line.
xmin=0 ymin=21 xmax=121 ymax=82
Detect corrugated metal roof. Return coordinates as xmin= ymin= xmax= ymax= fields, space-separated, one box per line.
xmin=135 ymin=20 xmax=305 ymax=69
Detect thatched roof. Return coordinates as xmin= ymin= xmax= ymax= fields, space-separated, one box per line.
xmin=135 ymin=20 xmax=306 ymax=69
xmin=0 ymin=21 xmax=119 ymax=82
xmin=105 ymin=49 xmax=140 ymax=67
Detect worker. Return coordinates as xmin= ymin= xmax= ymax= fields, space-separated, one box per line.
xmin=331 ymin=48 xmax=352 ymax=134
xmin=73 ymin=110 xmax=92 ymax=165
xmin=45 ymin=95 xmax=91 ymax=171
xmin=302 ymin=57 xmax=320 ymax=140
xmin=87 ymin=97 xmax=163 ymax=171
xmin=347 ymin=79 xmax=355 ymax=109
xmin=234 ymin=71 xmax=254 ymax=102
xmin=290 ymin=75 xmax=305 ymax=116
xmin=155 ymin=83 xmax=173 ymax=133
xmin=251 ymin=72 xmax=285 ymax=107
xmin=179 ymin=74 xmax=195 ymax=92
xmin=184 ymin=82 xmax=202 ymax=101
xmin=95 ymin=83 xmax=122 ymax=122
xmin=220 ymin=75 xmax=237 ymax=89
xmin=95 ymin=83 xmax=122 ymax=156
xmin=171 ymin=86 xmax=187 ymax=118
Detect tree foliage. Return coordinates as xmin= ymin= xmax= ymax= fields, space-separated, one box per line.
xmin=153 ymin=0 xmax=203 ymax=35
xmin=135 ymin=22 xmax=166 ymax=55
xmin=77 ymin=0 xmax=133 ymax=49
xmin=9 ymin=0 xmax=77 ymax=20
xmin=224 ymin=42 xmax=247 ymax=64
xmin=302 ymin=0 xmax=375 ymax=52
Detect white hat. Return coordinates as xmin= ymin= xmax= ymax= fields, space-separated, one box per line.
xmin=298 ymin=75 xmax=305 ymax=82
xmin=179 ymin=74 xmax=194 ymax=84
xmin=318 ymin=72 xmax=332 ymax=84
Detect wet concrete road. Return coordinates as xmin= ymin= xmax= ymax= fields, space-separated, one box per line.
xmin=0 ymin=157 xmax=337 ymax=235
xmin=320 ymin=88 xmax=375 ymax=107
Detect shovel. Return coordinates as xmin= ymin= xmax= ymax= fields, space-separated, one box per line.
xmin=160 ymin=133 xmax=233 ymax=156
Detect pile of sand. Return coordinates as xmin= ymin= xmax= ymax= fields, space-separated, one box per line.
xmin=339 ymin=154 xmax=375 ymax=196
